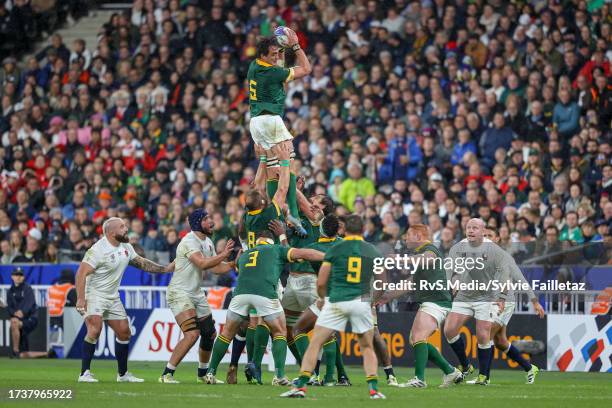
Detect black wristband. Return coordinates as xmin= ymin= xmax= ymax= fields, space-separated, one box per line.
xmin=292 ymin=43 xmax=301 ymax=52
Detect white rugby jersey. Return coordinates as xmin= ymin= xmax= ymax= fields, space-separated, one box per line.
xmin=169 ymin=231 xmax=216 ymax=294
xmin=82 ymin=236 xmax=137 ymax=299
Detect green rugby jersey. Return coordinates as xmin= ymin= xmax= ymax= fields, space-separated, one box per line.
xmin=323 ymin=236 xmax=382 ymax=303
xmin=412 ymin=242 xmax=452 ymax=308
xmin=288 ymin=215 xmax=319 ymax=273
xmin=234 ymin=242 xmax=295 ymax=299
xmin=306 ymin=236 xmax=342 ymax=273
xmin=243 ymin=201 xmax=283 ymax=249
xmin=247 ymin=58 xmax=293 ymax=117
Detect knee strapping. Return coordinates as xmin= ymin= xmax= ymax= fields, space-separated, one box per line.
xmin=285 ymin=314 xmax=299 ymax=326
xmin=180 ymin=316 xmax=199 ymax=333
xmin=267 ymin=156 xmax=279 ymax=168
xmin=263 ymin=312 xmax=283 ymax=323
xmin=199 ymin=315 xmax=216 ymax=351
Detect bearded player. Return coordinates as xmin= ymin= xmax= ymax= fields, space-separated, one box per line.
xmin=158 ymin=209 xmax=235 ymax=384
xmin=247 ymin=28 xmax=311 ymax=233
xmin=76 ymin=217 xmax=174 ymax=382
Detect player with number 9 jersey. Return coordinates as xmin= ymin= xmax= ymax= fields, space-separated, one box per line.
xmin=323 ymin=236 xmax=382 ymax=303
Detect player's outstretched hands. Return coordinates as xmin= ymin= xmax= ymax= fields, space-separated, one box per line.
xmin=285 ymin=27 xmax=298 ymax=46
xmin=221 ymin=239 xmax=235 ymax=259
xmin=76 ymin=298 xmax=87 ymax=316
xmin=254 ymin=144 xmax=265 ymax=158
xmin=268 ymin=219 xmax=286 ymax=237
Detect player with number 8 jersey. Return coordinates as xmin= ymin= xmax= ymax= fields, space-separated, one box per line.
xmin=204 ymin=230 xmax=324 ymax=386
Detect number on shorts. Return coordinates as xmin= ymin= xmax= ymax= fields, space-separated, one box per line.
xmin=247 ymin=231 xmax=256 ymax=248
xmin=347 ymin=256 xmax=361 ymax=283
xmin=245 ymin=250 xmax=259 ymax=267
xmin=249 ymin=80 xmax=257 ymax=100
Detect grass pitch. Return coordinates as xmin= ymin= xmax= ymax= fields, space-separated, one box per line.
xmin=1 ymin=359 xmax=610 ymax=408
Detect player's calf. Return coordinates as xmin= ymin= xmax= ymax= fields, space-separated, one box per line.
xmin=197 ymin=315 xmax=216 ymax=379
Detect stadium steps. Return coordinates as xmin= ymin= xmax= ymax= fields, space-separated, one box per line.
xmin=21 ymin=9 xmax=115 ymax=64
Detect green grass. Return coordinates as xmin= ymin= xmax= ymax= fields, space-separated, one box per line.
xmin=1 ymin=359 xmax=610 ymax=407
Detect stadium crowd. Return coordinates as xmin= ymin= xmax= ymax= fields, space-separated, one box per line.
xmin=0 ymin=0 xmax=610 ymax=272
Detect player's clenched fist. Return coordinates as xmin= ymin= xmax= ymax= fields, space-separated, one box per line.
xmin=76 ymin=298 xmax=87 ymax=315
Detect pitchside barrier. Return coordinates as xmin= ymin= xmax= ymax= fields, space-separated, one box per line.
xmin=54 ymin=307 xmax=610 ymax=373
xmin=0 ymin=307 xmax=48 ymax=356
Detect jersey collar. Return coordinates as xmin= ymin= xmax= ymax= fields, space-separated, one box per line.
xmin=415 ymin=241 xmax=432 ymax=252
xmin=256 ymin=58 xmax=273 ymax=67
xmin=248 ymin=208 xmax=263 ymax=215
xmin=344 ymin=235 xmax=364 ymax=241
xmin=318 ymin=237 xmax=337 ymax=243
xmin=256 ymin=238 xmax=273 ymax=246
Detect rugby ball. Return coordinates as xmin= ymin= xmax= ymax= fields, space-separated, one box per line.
xmin=274 ymin=26 xmax=290 ymax=48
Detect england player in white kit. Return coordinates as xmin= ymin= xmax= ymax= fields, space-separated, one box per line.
xmin=443 ymin=218 xmax=510 ymax=385
xmin=159 ymin=208 xmax=235 ymax=384
xmin=75 ymin=217 xmax=174 ymax=383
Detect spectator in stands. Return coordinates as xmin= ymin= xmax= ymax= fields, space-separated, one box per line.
xmin=7 ymin=267 xmax=37 ymax=358
xmin=338 ymin=163 xmax=376 ymax=212
xmin=1 ymin=238 xmax=18 ymax=263
xmin=0 ymin=0 xmax=608 ymax=277
xmin=12 ymin=229 xmax=44 ymax=263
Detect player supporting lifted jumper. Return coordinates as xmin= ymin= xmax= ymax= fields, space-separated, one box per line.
xmin=378 ymin=224 xmax=463 ymax=388
xmin=281 ymin=215 xmax=386 ymax=400
xmin=76 ymin=217 xmax=174 ymax=383
xmin=159 ymin=209 xmax=236 ymax=384
xmin=238 ymin=143 xmax=291 ymax=382
xmin=247 ymin=28 xmax=311 ymax=234
xmin=204 ymin=230 xmax=324 ymax=386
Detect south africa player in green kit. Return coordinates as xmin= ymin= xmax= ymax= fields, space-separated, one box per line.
xmin=281 ymin=215 xmax=386 ymax=399
xmin=247 ymin=30 xmax=311 ymax=232
xmin=204 ymin=230 xmax=323 ymax=386
xmin=238 ymin=143 xmax=290 ymax=383
xmin=291 ymin=214 xmax=352 ymax=386
xmin=378 ymin=224 xmax=462 ymax=388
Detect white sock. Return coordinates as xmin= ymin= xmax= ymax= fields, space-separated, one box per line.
xmin=199 ymin=362 xmax=209 ymax=369
xmin=166 ymin=363 xmax=176 ymax=370
xmin=447 ymin=335 xmax=461 ymax=344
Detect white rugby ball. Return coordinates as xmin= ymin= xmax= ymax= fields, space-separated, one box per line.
xmin=274 ymin=26 xmax=290 ymax=48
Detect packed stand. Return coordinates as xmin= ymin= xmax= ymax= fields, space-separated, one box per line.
xmin=0 ymin=0 xmax=610 ymax=281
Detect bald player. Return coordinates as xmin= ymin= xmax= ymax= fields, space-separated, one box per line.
xmin=443 ymin=218 xmax=510 ymax=385
xmin=76 ymin=217 xmax=174 ymax=383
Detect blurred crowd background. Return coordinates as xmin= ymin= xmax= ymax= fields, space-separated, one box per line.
xmin=0 ymin=0 xmax=610 ymax=274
